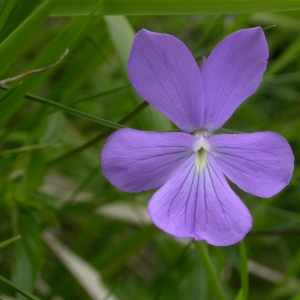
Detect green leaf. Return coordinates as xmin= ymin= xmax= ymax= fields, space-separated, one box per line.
xmin=292 ymin=291 xmax=300 ymax=300
xmin=0 ymin=11 xmax=102 ymax=127
xmin=0 ymin=0 xmax=17 ymax=32
xmin=23 ymin=147 xmax=46 ymax=193
xmin=104 ymin=16 xmax=134 ymax=75
xmin=265 ymin=34 xmax=300 ymax=79
xmin=52 ymin=0 xmax=300 ymax=16
xmin=0 ymin=0 xmax=42 ymax=43
xmin=12 ymin=214 xmax=43 ymax=300
xmin=235 ymin=290 xmax=243 ymax=300
xmin=0 ymin=0 xmax=57 ymax=78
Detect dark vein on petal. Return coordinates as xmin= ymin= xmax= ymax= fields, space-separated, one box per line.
xmin=203 ymin=168 xmax=208 ymax=231
xmin=185 ymin=164 xmax=196 ymax=228
xmin=212 ymin=46 xmax=238 ymax=114
xmin=207 ymin=163 xmax=229 ymax=230
xmin=212 ymin=41 xmax=244 ymax=120
xmin=194 ymin=166 xmax=200 ymax=237
xmin=118 ymin=152 xmax=189 ymax=168
xmin=168 ymin=158 xmax=195 ymax=219
xmin=215 ymin=154 xmax=285 ymax=179
xmin=128 ymin=155 xmax=189 ymax=176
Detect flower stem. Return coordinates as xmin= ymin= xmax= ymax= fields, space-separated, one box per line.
xmin=194 ymin=241 xmax=228 ymax=300
xmin=239 ymin=242 xmax=248 ymax=300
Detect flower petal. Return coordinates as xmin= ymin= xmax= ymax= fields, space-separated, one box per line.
xmin=148 ymin=155 xmax=252 ymax=246
xmin=208 ymin=132 xmax=294 ymax=198
xmin=128 ymin=29 xmax=205 ymax=133
xmin=101 ymin=128 xmax=197 ymax=192
xmin=202 ymin=27 xmax=268 ymax=131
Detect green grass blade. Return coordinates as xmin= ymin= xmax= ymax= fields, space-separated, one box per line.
xmin=52 ymin=0 xmax=300 ymax=16
xmin=0 ymin=0 xmax=17 ymax=32
xmin=0 ymin=235 xmax=20 ymax=250
xmin=0 ymin=11 xmax=101 ymax=128
xmin=48 ymin=101 xmax=148 ymax=165
xmin=0 ymin=0 xmax=56 ymax=78
xmin=0 ymin=275 xmax=41 ymax=300
xmin=0 ymin=143 xmax=58 ymax=157
xmin=194 ymin=241 xmax=229 ymax=300
xmin=0 ymin=0 xmax=42 ymax=43
xmin=22 ymin=91 xmax=124 ymax=130
xmin=0 ymin=82 xmax=124 ymax=134
xmin=252 ymin=12 xmax=300 ymax=32
xmin=12 ymin=214 xmax=44 ymax=300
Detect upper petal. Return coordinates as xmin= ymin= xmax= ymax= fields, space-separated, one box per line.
xmin=101 ymin=128 xmax=197 ymax=193
xmin=148 ymin=155 xmax=252 ymax=246
xmin=208 ymin=132 xmax=294 ymax=198
xmin=128 ymin=29 xmax=205 ymax=133
xmin=202 ymin=27 xmax=268 ymax=131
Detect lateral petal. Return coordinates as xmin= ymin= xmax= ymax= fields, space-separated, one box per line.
xmin=202 ymin=27 xmax=268 ymax=131
xmin=128 ymin=29 xmax=205 ymax=133
xmin=208 ymin=132 xmax=294 ymax=198
xmin=101 ymin=128 xmax=197 ymax=193
xmin=148 ymin=155 xmax=252 ymax=246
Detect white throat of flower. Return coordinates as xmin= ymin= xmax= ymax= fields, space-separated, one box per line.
xmin=192 ymin=131 xmax=211 ymax=172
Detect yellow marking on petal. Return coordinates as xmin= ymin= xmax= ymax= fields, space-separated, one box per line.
xmin=195 ymin=148 xmax=207 ymax=172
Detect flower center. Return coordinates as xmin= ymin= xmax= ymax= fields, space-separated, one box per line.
xmin=193 ymin=131 xmax=211 ymax=172
xmin=195 ymin=148 xmax=207 ymax=172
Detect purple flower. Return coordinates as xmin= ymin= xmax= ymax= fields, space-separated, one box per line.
xmin=101 ymin=28 xmax=294 ymax=246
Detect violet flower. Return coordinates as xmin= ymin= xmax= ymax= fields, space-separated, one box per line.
xmin=101 ymin=28 xmax=294 ymax=246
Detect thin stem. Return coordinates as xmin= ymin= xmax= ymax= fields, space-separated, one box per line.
xmin=0 ymin=50 xmax=69 ymax=86
xmin=0 ymin=84 xmax=131 ymax=140
xmin=263 ymin=25 xmax=276 ymax=32
xmin=0 ymin=85 xmax=124 ymax=130
xmin=0 ymin=275 xmax=42 ymax=300
xmin=194 ymin=241 xmax=228 ymax=300
xmin=0 ymin=143 xmax=59 ymax=157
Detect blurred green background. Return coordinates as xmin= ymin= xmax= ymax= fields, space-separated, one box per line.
xmin=0 ymin=1 xmax=300 ymax=300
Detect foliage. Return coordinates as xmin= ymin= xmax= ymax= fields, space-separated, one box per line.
xmin=0 ymin=1 xmax=300 ymax=300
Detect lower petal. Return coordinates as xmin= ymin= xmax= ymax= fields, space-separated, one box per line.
xmin=148 ymin=155 xmax=252 ymax=246
xmin=208 ymin=132 xmax=294 ymax=198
